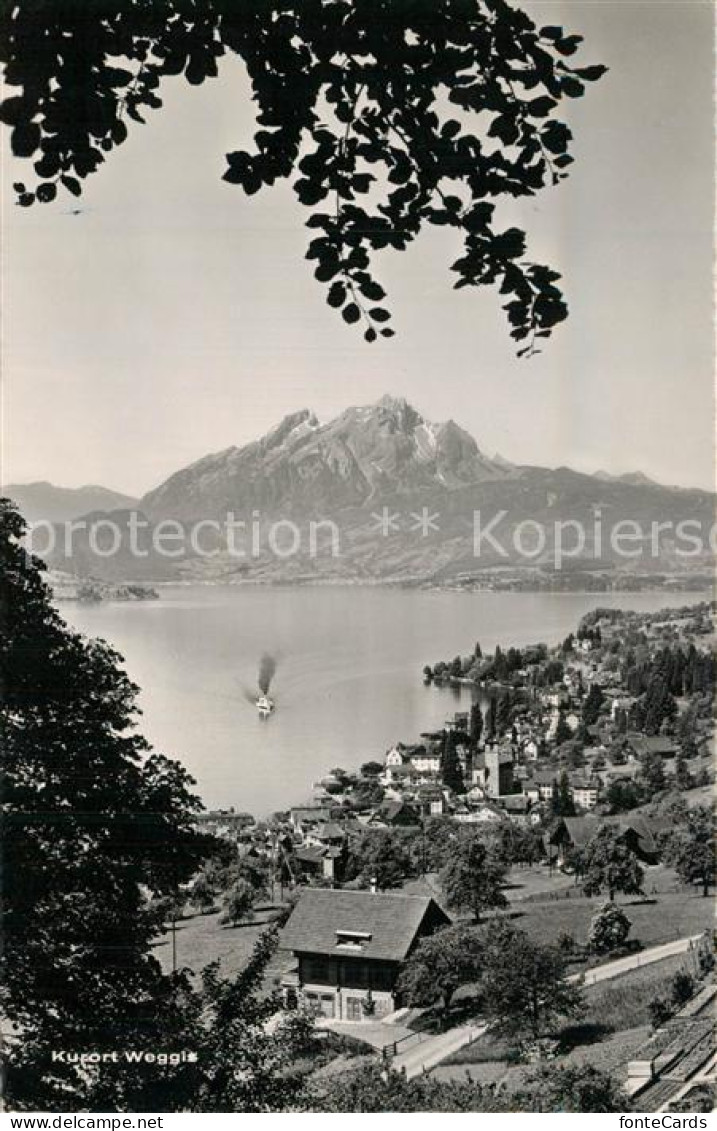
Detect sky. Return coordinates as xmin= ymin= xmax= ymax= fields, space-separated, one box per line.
xmin=2 ymin=0 xmax=714 ymax=497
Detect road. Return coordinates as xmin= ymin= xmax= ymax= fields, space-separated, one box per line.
xmin=572 ymin=934 xmax=703 ymax=987
xmin=392 ymin=1022 xmax=489 ymax=1079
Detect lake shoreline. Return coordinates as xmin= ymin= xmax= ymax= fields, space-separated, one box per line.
xmin=60 ymin=587 xmax=712 ymax=815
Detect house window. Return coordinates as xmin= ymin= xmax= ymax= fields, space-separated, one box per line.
xmin=305 ymin=992 xmax=335 ymax=1018
xmin=335 ymin=929 xmax=372 ymax=950
xmin=303 ymin=956 xmax=330 ymax=982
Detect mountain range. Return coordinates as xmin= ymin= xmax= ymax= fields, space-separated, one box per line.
xmin=4 ymin=481 xmax=138 ymax=524
xmin=8 ymin=396 xmax=715 ymax=586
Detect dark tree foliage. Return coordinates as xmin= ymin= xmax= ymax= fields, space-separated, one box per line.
xmin=663 ymin=805 xmax=715 ymax=898
xmin=553 ymin=707 xmax=573 ymax=747
xmin=441 ymin=728 xmax=465 ymax=793
xmin=0 ymin=500 xmax=216 ymax=1109
xmin=580 ymin=825 xmax=644 ymax=902
xmin=480 ymin=921 xmax=584 ymax=1041
xmin=305 ymin=1062 xmax=514 ymax=1112
xmin=397 ymin=922 xmax=485 ymax=1016
xmin=551 ymin=769 xmax=575 ymax=817
xmin=513 ymin=1064 xmax=628 ymax=1113
xmin=581 ymin=683 xmax=604 ymax=727
xmin=345 ymin=827 xmax=416 ymax=889
xmin=0 ymin=0 xmax=605 ymax=353
xmin=305 ymin=1061 xmax=625 ymax=1113
xmin=469 ymin=700 xmax=484 ymax=745
xmin=439 ymin=826 xmax=508 ymax=920
xmin=183 ymin=922 xmax=315 ymax=1113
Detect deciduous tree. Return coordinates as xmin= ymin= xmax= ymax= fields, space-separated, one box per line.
xmin=0 ymin=1 xmax=606 ymax=353
xmin=663 ymin=805 xmax=715 ymax=897
xmin=480 ymin=922 xmax=584 ymax=1041
xmin=346 ymin=828 xmax=415 ymax=889
xmin=588 ymin=902 xmax=631 ymax=954
xmin=439 ymin=828 xmax=508 ymax=920
xmin=397 ymin=923 xmax=484 ymax=1019
xmin=0 ymin=499 xmax=215 ymax=1109
xmin=580 ymin=826 xmax=644 ymax=902
xmin=220 ymin=879 xmax=257 ymax=927
xmin=513 ymin=1064 xmax=628 ymax=1113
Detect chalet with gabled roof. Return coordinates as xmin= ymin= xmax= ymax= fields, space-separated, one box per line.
xmin=280 ymin=888 xmax=450 ymax=1021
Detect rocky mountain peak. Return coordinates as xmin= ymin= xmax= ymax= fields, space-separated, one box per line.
xmin=139 ymin=396 xmax=511 ymax=520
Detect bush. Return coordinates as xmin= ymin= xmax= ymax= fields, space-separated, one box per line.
xmin=219 ymin=879 xmax=256 ymax=926
xmin=588 ymin=903 xmax=632 ymax=954
xmin=648 ymin=996 xmax=672 ymax=1031
xmin=670 ymin=971 xmax=695 ymax=1009
xmin=362 ymin=990 xmax=376 ymax=1018
xmin=557 ymin=930 xmax=576 ymax=954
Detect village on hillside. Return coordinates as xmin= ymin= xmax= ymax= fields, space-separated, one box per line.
xmin=161 ymin=601 xmax=716 ymax=1112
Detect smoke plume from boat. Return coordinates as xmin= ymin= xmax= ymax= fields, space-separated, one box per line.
xmin=258 ymin=653 xmax=277 ymax=695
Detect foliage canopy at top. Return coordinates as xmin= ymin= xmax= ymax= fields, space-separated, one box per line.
xmin=1 ymin=1 xmax=606 ymax=352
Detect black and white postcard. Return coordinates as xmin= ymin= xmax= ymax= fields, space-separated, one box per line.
xmin=1 ymin=0 xmax=714 ymax=1117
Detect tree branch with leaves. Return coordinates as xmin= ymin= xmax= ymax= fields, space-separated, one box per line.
xmin=1 ymin=0 xmax=606 ymax=352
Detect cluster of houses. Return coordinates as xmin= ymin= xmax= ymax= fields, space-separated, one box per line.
xmin=375 ymin=710 xmax=682 ymax=830
xmin=274 ymin=808 xmax=675 ymax=1026
xmin=196 ymin=605 xmax=714 ymax=1027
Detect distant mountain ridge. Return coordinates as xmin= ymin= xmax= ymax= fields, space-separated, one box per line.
xmin=11 ymin=396 xmax=715 ymax=585
xmin=5 ymin=481 xmax=138 ymax=524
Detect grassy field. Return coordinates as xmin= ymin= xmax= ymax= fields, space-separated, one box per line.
xmin=153 ymin=902 xmax=295 ymax=987
xmin=402 ymin=864 xmax=577 ymax=904
xmin=506 ymin=887 xmax=712 ymax=953
xmin=409 ymin=865 xmax=712 ymax=954
xmin=576 ymin=953 xmax=690 ymax=1032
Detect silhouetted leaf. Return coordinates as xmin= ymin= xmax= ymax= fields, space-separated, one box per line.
xmin=11 ymin=122 xmax=40 ymax=157
xmin=36 ymin=182 xmax=56 ymax=203
xmin=359 ymin=280 xmax=386 ymax=301
xmin=342 ymin=303 xmax=361 ymax=324
xmin=327 ymin=281 xmax=346 ymax=308
xmin=60 ymin=175 xmax=81 ymax=196
xmin=561 ymin=77 xmax=585 ymax=98
xmin=576 ymin=65 xmax=609 ymax=82
xmin=314 ymin=261 xmax=339 ymax=282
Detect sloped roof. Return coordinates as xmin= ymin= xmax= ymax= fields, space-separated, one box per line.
xmin=498 ymin=794 xmax=530 ymax=811
xmin=569 ymin=776 xmax=601 ymax=790
xmin=551 ymin=815 xmax=601 ymax=846
xmin=280 ymin=888 xmax=449 ymax=962
xmin=314 ymin=822 xmax=346 ymax=840
xmin=296 ymin=845 xmax=329 ymax=864
xmin=628 ymin=735 xmax=678 ymax=756
xmin=290 ymin=806 xmax=335 ymax=823
xmin=376 ymin=799 xmax=419 ymax=822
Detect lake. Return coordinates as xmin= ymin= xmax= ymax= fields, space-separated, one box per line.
xmin=60 ymin=585 xmax=708 ymax=815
